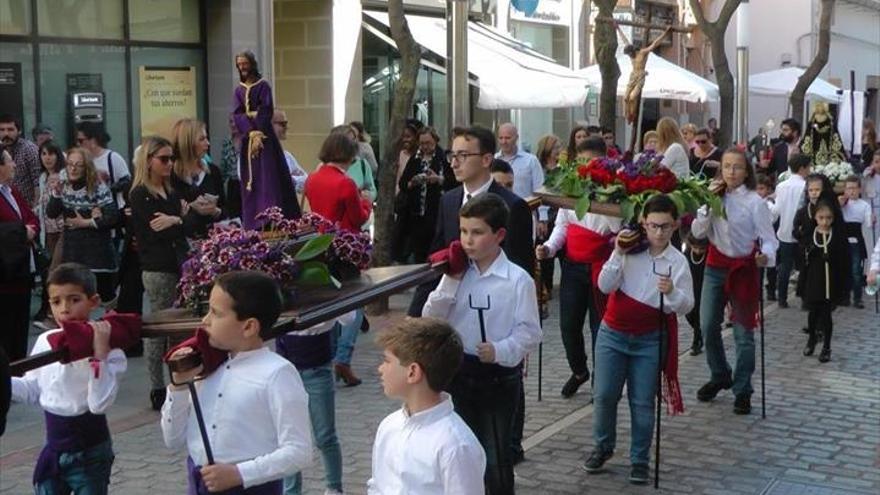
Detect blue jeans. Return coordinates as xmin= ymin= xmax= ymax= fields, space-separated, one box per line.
xmin=701 ymin=266 xmax=755 ymax=397
xmin=776 ymin=241 xmax=797 ymax=303
xmin=849 ymin=244 xmax=865 ymax=303
xmin=283 ymin=364 xmax=342 ymax=494
xmin=331 ymin=309 xmax=362 ymax=365
xmin=592 ymin=324 xmax=660 ymax=466
xmin=35 ymin=440 xmax=114 ymax=495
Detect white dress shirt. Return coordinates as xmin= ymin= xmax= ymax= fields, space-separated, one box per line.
xmin=660 ymin=143 xmax=690 ymax=179
xmin=598 ymin=245 xmax=694 ymax=315
xmin=870 ymin=242 xmax=880 ymax=272
xmin=543 ymin=208 xmax=622 ymax=257
xmin=842 ymin=198 xmax=874 ymax=271
xmin=161 ymin=347 xmax=312 ymax=488
xmin=460 ymin=177 xmax=494 ymax=207
xmin=12 ymin=330 xmax=127 ymax=416
xmin=496 ymin=150 xmax=544 ymax=201
xmin=691 ymin=184 xmax=779 ymax=266
xmin=367 ymin=393 xmax=486 ymax=495
xmin=771 ymin=174 xmax=805 ymax=243
xmin=422 ymin=250 xmax=542 ymax=367
xmin=283 ymin=150 xmax=308 ymax=192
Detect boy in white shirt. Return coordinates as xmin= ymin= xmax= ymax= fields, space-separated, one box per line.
xmin=12 ymin=263 xmax=132 ymax=494
xmin=423 ymin=193 xmax=542 ymax=494
xmin=162 ymin=271 xmax=312 ymax=494
xmin=840 ymin=176 xmax=874 ymax=308
xmin=584 ymin=194 xmax=694 ymax=484
xmin=369 ymin=317 xmax=486 ymax=494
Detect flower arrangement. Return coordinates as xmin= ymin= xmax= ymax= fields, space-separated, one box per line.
xmin=779 ymin=161 xmax=854 ymax=185
xmin=545 ymin=150 xmax=724 ymax=223
xmin=176 ymin=207 xmax=372 ymax=312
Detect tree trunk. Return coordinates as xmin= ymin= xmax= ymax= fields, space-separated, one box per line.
xmin=688 ymin=0 xmax=741 ymax=148
xmin=789 ymin=0 xmax=834 ymax=124
xmin=711 ymin=32 xmax=735 ymax=148
xmin=368 ymin=0 xmax=421 ymax=315
xmin=593 ymin=0 xmax=620 ymax=130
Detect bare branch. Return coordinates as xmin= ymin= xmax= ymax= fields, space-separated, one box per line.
xmin=790 ymin=0 xmax=835 ymax=122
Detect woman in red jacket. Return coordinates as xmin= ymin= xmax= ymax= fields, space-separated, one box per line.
xmin=304 ymin=130 xmax=372 ymax=385
xmin=0 ymin=145 xmax=41 ymax=362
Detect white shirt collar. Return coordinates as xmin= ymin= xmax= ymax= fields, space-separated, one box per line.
xmin=727 ymin=184 xmax=749 ymax=196
xmin=468 ymin=249 xmax=511 ymax=279
xmin=401 ymin=392 xmax=454 ymax=425
xmin=463 ymin=177 xmax=493 ymax=200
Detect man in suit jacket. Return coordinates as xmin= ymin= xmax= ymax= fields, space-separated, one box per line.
xmin=763 ymin=118 xmax=802 ymax=177
xmin=407 ymin=126 xmax=535 ymax=317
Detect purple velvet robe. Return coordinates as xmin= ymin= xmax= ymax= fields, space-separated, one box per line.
xmin=232 ymin=80 xmax=300 ymax=229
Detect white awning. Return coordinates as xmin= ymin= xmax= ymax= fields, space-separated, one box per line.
xmin=749 ymin=67 xmax=841 ymax=102
xmin=364 ymin=11 xmax=590 ymax=109
xmin=578 ymin=53 xmax=720 ymax=103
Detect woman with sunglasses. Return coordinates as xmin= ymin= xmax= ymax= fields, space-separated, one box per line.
xmin=46 ymin=147 xmax=119 ymax=303
xmin=129 ymin=136 xmax=199 ymax=410
xmin=171 ymin=118 xmax=225 ymax=238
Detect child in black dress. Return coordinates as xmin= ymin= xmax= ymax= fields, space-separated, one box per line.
xmin=800 ymin=201 xmax=851 ymax=363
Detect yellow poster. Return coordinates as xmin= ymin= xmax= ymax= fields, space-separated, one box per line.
xmin=139 ymin=66 xmax=196 ymax=139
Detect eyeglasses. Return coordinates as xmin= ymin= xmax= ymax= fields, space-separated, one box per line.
xmin=695 ymin=139 xmax=708 ymax=144
xmin=644 ymin=222 xmax=674 ymax=233
xmin=445 ymin=150 xmax=482 ymax=162
xmin=273 ymin=121 xmax=288 ymax=128
xmin=67 ymin=161 xmax=85 ymax=169
xmin=153 ymin=154 xmax=176 ymax=164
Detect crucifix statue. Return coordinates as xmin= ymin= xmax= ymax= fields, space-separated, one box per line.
xmin=617 ymin=24 xmax=673 ymax=126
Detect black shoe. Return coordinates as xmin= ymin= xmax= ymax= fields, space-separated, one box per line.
xmin=839 ymin=299 xmax=851 ymax=307
xmin=511 ymin=449 xmax=525 ymax=466
xmin=803 ymin=340 xmax=816 ymax=356
xmin=818 ymin=347 xmax=831 ymax=363
xmin=561 ymin=372 xmax=590 ymax=398
xmin=150 ymin=388 xmax=166 ymax=411
xmin=583 ymin=449 xmax=613 ymax=473
xmin=767 ymin=293 xmax=777 ymax=302
xmin=778 ymin=300 xmax=789 ymax=308
xmin=629 ymin=463 xmax=650 ymax=485
xmin=801 ymin=326 xmax=810 ymax=334
xmin=854 ymin=301 xmax=865 ymax=309
xmin=696 ymin=377 xmax=733 ymax=402
xmin=733 ymin=394 xmax=751 ymax=415
xmin=690 ymin=335 xmax=703 ymax=356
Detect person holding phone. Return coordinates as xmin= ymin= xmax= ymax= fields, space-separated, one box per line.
xmin=171 ymin=118 xmax=225 ymax=238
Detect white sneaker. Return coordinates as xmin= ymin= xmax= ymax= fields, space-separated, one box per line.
xmin=324 ymin=490 xmax=344 ymax=495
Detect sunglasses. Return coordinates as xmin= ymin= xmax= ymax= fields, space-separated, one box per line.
xmin=695 ymin=139 xmax=708 ymax=144
xmin=153 ymin=154 xmax=176 ymax=164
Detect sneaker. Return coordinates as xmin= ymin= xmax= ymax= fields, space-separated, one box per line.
xmin=696 ymin=377 xmax=733 ymax=402
xmin=629 ymin=463 xmax=650 ymax=485
xmin=582 ymin=449 xmax=613 ymax=473
xmin=324 ymin=490 xmax=344 ymax=495
xmin=733 ymin=394 xmax=751 ymax=415
xmin=561 ymin=372 xmax=590 ymax=398
xmin=818 ymin=347 xmax=831 ymax=363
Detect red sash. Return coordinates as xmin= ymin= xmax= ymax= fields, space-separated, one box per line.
xmin=706 ymin=244 xmax=759 ymax=330
xmin=565 ymin=224 xmax=614 ymax=317
xmin=604 ymin=290 xmax=684 ymax=415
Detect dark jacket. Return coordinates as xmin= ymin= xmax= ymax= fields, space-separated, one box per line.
xmin=407 ymin=180 xmax=535 ymax=316
xmin=769 ymin=141 xmax=794 ymax=176
xmin=129 ymin=185 xmax=198 ymax=274
xmin=799 ymin=224 xmax=851 ymax=305
xmin=0 ymin=185 xmax=39 ymax=292
xmin=170 ymin=163 xmax=226 ymax=238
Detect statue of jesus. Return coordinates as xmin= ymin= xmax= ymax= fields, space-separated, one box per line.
xmin=619 ymin=25 xmax=673 ymax=124
xmin=232 ymin=51 xmax=300 ymax=229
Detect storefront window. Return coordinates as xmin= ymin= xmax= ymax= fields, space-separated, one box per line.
xmin=129 ymin=0 xmax=200 ymax=43
xmin=39 ymin=44 xmax=128 ymax=153
xmin=0 ymin=0 xmax=31 ymax=35
xmin=37 ymin=0 xmax=124 ymax=40
xmin=130 ymin=46 xmax=206 ymax=146
xmin=0 ymin=43 xmax=36 ymax=134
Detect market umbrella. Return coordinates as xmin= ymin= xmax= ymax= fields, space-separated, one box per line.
xmin=748 ymin=67 xmax=841 ymax=101
xmin=578 ymin=53 xmax=720 ymax=103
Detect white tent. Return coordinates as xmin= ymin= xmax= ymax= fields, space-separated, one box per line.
xmin=364 ymin=11 xmax=591 ymax=109
xmin=748 ymin=67 xmax=841 ymax=102
xmin=578 ymin=53 xmax=720 ymax=103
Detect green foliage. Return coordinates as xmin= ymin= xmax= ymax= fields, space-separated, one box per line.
xmin=293 ymin=233 xmax=334 ymax=261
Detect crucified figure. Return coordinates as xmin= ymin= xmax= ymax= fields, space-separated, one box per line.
xmin=618 ymin=24 xmax=673 ymax=124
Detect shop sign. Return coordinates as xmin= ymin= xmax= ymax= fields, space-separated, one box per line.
xmin=139 ymin=66 xmax=196 ymax=139
xmin=0 ymin=63 xmax=23 ymax=122
xmin=510 ymin=0 xmax=571 ymax=26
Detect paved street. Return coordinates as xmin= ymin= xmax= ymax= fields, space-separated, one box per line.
xmin=2 ymin=287 xmax=879 ymax=494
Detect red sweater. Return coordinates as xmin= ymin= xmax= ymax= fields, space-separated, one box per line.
xmin=305 ymin=164 xmax=371 ymax=232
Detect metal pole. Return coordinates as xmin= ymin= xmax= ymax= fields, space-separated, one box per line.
xmin=735 ymin=1 xmax=750 ymax=145
xmin=447 ymin=0 xmax=470 ymax=128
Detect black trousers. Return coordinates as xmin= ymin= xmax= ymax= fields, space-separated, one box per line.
xmin=685 ymin=246 xmax=705 ymax=345
xmin=448 ymin=364 xmax=520 ymax=495
xmin=0 ymin=283 xmax=33 ymax=363
xmin=807 ymin=302 xmax=834 ymax=349
xmin=559 ymin=259 xmax=599 ymax=377
xmin=115 ymin=242 xmax=144 ymax=314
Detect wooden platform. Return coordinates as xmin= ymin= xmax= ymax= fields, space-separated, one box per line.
xmin=529 ymin=187 xmax=623 ymax=217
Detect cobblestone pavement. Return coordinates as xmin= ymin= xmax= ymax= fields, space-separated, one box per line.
xmin=2 ymin=288 xmax=878 ymax=494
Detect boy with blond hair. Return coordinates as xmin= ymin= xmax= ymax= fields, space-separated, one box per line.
xmin=369 ymin=317 xmax=485 ymax=494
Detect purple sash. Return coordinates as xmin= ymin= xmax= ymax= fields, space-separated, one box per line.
xmin=33 ymin=411 xmax=111 ymax=484
xmin=186 ymin=456 xmax=283 ymax=495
